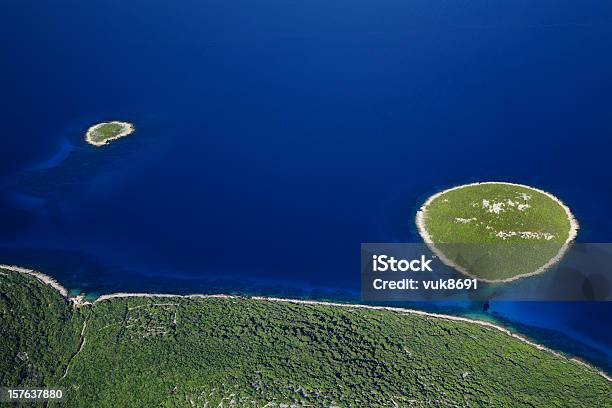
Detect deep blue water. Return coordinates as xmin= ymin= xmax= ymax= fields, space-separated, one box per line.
xmin=2 ymin=1 xmax=611 ymax=371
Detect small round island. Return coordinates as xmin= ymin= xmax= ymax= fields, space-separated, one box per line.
xmin=416 ymin=182 xmax=578 ymax=282
xmin=85 ymin=121 xmax=135 ymax=147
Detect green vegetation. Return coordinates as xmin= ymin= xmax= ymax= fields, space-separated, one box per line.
xmin=417 ymin=182 xmax=577 ymax=281
xmin=0 ymin=272 xmax=82 ymax=390
xmin=2 ymin=269 xmax=609 ymax=407
xmin=85 ymin=121 xmax=134 ymax=146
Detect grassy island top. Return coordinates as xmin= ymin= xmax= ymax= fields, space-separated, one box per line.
xmin=1 ymin=269 xmax=609 ymax=407
xmin=85 ymin=121 xmax=134 ymax=146
xmin=416 ymin=182 xmax=579 ymax=282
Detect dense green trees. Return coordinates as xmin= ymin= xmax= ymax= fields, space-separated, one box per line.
xmin=1 ymin=269 xmax=610 ymax=407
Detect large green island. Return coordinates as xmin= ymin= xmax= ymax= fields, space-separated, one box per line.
xmin=416 ymin=182 xmax=579 ymax=282
xmin=1 ymin=268 xmax=609 ymax=407
xmin=85 ymin=121 xmax=135 ymax=146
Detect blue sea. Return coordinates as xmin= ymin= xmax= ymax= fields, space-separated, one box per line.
xmin=2 ymin=0 xmax=611 ymax=372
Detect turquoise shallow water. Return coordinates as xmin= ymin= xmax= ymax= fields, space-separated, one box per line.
xmin=2 ymin=0 xmax=611 ymax=372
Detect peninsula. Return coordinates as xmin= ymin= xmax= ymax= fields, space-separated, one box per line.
xmin=1 ymin=265 xmax=609 ymax=407
xmin=416 ymin=182 xmax=579 ymax=282
xmin=85 ymin=121 xmax=135 ymax=146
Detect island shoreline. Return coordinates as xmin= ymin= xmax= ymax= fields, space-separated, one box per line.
xmin=85 ymin=121 xmax=135 ymax=146
xmin=415 ymin=181 xmax=580 ymax=283
xmin=1 ymin=263 xmax=608 ymax=382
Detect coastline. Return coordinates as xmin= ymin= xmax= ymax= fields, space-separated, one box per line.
xmin=85 ymin=121 xmax=135 ymax=147
xmin=1 ymin=263 xmax=609 ymax=382
xmin=1 ymin=264 xmax=69 ymax=298
xmin=415 ymin=181 xmax=580 ymax=283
